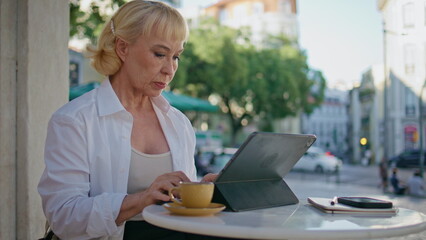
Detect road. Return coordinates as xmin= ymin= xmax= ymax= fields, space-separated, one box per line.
xmin=285 ymin=164 xmax=426 ymax=240
xmin=288 ymin=164 xmax=417 ymax=187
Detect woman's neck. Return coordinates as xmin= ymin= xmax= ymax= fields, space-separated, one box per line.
xmin=109 ymin=74 xmax=152 ymax=113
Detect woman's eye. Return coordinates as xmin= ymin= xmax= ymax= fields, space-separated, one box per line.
xmin=173 ymin=56 xmax=181 ymax=61
xmin=155 ymin=53 xmax=165 ymax=58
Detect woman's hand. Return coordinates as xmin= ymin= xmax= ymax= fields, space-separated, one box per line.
xmin=201 ymin=173 xmax=218 ymax=182
xmin=144 ymin=171 xmax=191 ymax=204
xmin=115 ymin=171 xmax=190 ymax=225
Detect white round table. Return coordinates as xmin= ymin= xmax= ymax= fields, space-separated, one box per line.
xmin=143 ymin=202 xmax=426 ymax=239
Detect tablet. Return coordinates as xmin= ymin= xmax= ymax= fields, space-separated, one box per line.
xmin=215 ymin=132 xmax=316 ymax=183
xmin=213 ymin=132 xmax=316 ymax=211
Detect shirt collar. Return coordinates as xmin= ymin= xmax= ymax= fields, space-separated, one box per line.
xmin=152 ymin=94 xmax=171 ymax=113
xmin=97 ymin=78 xmax=171 ymax=116
xmin=97 ymin=78 xmax=126 ymax=117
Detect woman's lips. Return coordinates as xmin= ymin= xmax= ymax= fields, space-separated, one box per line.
xmin=154 ymin=82 xmax=166 ymax=89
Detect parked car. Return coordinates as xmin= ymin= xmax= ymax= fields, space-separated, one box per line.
xmin=388 ymin=149 xmax=426 ymax=168
xmin=292 ymin=146 xmax=342 ymax=173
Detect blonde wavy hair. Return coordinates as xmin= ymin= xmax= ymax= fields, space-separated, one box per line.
xmin=87 ymin=0 xmax=189 ymax=76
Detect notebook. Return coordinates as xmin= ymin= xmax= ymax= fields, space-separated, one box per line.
xmin=212 ymin=132 xmax=316 ymax=211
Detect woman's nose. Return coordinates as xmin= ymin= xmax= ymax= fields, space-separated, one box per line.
xmin=161 ymin=58 xmax=177 ymax=76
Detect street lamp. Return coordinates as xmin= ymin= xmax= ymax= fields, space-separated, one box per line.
xmin=419 ymin=80 xmax=426 ymax=177
xmin=382 ymin=22 xmax=389 ymax=166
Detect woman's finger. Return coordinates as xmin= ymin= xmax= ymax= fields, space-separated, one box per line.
xmin=201 ymin=173 xmax=218 ymax=182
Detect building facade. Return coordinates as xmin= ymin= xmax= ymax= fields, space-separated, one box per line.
xmin=68 ymin=48 xmax=104 ymax=87
xmin=301 ymin=89 xmax=349 ymax=162
xmin=349 ymin=65 xmax=385 ymax=165
xmin=69 ymin=48 xmax=84 ymax=87
xmin=204 ymin=0 xmax=298 ymax=47
xmin=378 ymin=0 xmax=426 ymax=158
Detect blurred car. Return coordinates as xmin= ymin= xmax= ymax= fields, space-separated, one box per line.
xmin=210 ymin=148 xmax=238 ymax=173
xmin=195 ymin=147 xmax=223 ymax=176
xmin=292 ymin=146 xmax=342 ymax=173
xmin=388 ymin=149 xmax=426 ymax=168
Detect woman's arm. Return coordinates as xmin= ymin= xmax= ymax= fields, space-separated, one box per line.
xmin=38 ymin=114 xmax=125 ymax=239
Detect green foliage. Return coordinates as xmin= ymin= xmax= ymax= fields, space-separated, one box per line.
xmin=303 ymin=69 xmax=327 ymax=114
xmin=69 ymin=0 xmax=126 ymax=43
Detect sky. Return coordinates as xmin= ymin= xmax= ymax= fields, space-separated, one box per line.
xmin=297 ymin=0 xmax=383 ymax=89
xmin=181 ymin=0 xmax=384 ymax=90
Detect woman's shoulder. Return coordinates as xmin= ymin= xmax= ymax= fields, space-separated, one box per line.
xmin=52 ymin=89 xmax=98 ymax=120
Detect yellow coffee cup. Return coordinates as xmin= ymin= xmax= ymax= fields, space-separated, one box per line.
xmin=168 ymin=182 xmax=214 ymax=208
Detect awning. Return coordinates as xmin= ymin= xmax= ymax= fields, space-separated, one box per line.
xmin=69 ymin=82 xmax=218 ymax=112
xmin=162 ymin=91 xmax=219 ymax=112
xmin=69 ymin=82 xmax=100 ymax=101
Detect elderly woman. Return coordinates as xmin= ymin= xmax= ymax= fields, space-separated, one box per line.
xmin=38 ymin=1 xmax=216 ymax=239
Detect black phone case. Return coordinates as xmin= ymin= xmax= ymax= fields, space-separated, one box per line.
xmin=337 ymin=197 xmax=393 ymax=209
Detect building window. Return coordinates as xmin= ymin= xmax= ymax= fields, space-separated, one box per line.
xmin=403 ymin=2 xmax=415 ymax=28
xmin=405 ymin=87 xmax=416 ymax=117
xmin=219 ymin=8 xmax=227 ymax=23
xmin=425 ymin=42 xmax=426 ymax=72
xmin=424 ymin=1 xmax=426 ymax=25
xmin=69 ymin=61 xmax=79 ymax=87
xmin=278 ymin=0 xmax=292 ymax=14
xmin=252 ymin=2 xmax=264 ymax=15
xmin=404 ymin=44 xmax=416 ymax=74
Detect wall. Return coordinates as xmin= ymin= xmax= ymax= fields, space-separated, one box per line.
xmin=0 ymin=0 xmax=68 ymax=239
xmin=0 ymin=0 xmax=17 ymax=239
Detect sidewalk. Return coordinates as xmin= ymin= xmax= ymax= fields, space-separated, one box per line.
xmin=285 ymin=173 xmax=426 ymax=240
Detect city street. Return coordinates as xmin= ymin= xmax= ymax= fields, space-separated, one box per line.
xmin=285 ymin=164 xmax=426 ymax=240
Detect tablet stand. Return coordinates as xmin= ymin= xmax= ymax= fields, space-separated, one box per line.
xmin=212 ymin=178 xmax=299 ymax=212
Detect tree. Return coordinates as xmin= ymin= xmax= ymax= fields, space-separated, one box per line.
xmin=70 ymin=0 xmax=180 ymax=42
xmin=173 ymin=19 xmax=252 ymax=144
xmin=70 ymin=0 xmax=127 ymax=43
xmin=172 ymin=19 xmax=325 ymax=145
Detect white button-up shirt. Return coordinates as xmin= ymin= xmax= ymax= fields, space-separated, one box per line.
xmin=38 ymin=79 xmax=197 ymax=240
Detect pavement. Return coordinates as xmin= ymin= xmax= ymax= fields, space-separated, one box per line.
xmin=284 ymin=166 xmax=426 ymax=240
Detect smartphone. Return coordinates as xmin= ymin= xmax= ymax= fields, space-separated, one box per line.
xmin=337 ymin=197 xmax=393 ymax=209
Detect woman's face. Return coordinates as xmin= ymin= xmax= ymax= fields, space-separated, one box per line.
xmin=118 ymin=33 xmax=184 ymax=97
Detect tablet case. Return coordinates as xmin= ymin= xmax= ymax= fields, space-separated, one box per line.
xmin=212 ymin=132 xmax=316 ymax=212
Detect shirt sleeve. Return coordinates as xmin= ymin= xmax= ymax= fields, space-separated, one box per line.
xmin=38 ymin=114 xmax=126 ymax=239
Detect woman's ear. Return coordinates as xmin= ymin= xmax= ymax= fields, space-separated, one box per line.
xmin=115 ymin=38 xmax=128 ymax=62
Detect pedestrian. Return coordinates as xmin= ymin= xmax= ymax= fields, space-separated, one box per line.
xmin=37 ymin=1 xmax=220 ymax=239
xmin=378 ymin=158 xmax=389 ymax=193
xmin=390 ymin=168 xmax=407 ymax=195
xmin=407 ymin=169 xmax=425 ymax=197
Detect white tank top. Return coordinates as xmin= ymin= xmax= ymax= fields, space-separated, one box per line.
xmin=127 ymin=148 xmax=172 ymax=221
xmin=127 ymin=148 xmax=173 ymax=194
